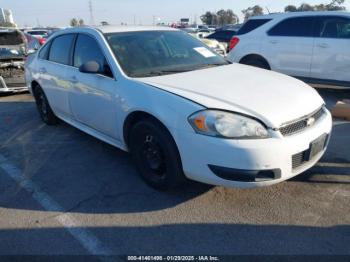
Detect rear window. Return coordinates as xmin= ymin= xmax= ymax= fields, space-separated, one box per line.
xmin=268 ymin=17 xmax=315 ymax=37
xmin=28 ymin=31 xmax=48 ymax=36
xmin=237 ymin=19 xmax=271 ymax=35
xmin=0 ymin=31 xmax=24 ymax=45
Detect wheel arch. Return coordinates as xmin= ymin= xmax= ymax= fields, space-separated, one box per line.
xmin=123 ymin=110 xmax=172 ymax=149
xmin=239 ymin=54 xmax=271 ymax=69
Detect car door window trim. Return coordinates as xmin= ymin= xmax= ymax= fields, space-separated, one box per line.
xmin=72 ymin=32 xmax=115 ymax=79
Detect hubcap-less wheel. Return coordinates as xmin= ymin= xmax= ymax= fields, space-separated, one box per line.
xmin=38 ymin=91 xmax=48 ymax=121
xmin=129 ymin=119 xmax=186 ymax=190
xmin=34 ymin=86 xmax=58 ymax=125
xmin=142 ymin=134 xmax=166 ymax=178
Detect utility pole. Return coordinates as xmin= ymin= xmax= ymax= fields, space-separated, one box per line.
xmin=89 ymin=0 xmax=95 ymax=26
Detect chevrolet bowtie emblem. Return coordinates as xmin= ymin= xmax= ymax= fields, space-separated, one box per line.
xmin=306 ymin=117 xmax=316 ymax=127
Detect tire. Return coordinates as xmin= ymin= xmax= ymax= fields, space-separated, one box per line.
xmin=241 ymin=58 xmax=270 ymax=70
xmin=129 ymin=119 xmax=186 ymax=190
xmin=33 ymin=85 xmax=58 ymax=125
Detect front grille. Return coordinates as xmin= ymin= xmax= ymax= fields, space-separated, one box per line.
xmin=292 ymin=152 xmax=305 ymax=170
xmin=279 ymin=107 xmax=326 ymax=136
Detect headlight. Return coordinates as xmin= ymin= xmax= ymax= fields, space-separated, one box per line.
xmin=188 ymin=110 xmax=269 ymax=139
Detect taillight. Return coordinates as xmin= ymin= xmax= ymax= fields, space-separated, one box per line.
xmin=39 ymin=38 xmax=46 ymax=45
xmin=229 ymin=37 xmax=240 ymax=51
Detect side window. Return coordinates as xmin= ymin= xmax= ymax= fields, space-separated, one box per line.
xmin=316 ymin=17 xmax=350 ymax=39
xmin=73 ymin=34 xmax=113 ymax=77
xmin=237 ymin=19 xmax=271 ymax=35
xmin=38 ymin=42 xmax=51 ymax=60
xmin=268 ymin=17 xmax=315 ymax=37
xmin=49 ymin=34 xmax=75 ymax=65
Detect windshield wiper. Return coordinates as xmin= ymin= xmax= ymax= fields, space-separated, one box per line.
xmin=132 ymin=68 xmax=195 ymax=77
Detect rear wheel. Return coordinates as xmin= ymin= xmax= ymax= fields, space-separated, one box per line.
xmin=241 ymin=57 xmax=270 ymax=70
xmin=129 ymin=119 xmax=186 ymax=190
xmin=33 ymin=85 xmax=58 ymax=125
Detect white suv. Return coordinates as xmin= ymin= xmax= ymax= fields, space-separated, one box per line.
xmin=227 ymin=11 xmax=350 ymax=89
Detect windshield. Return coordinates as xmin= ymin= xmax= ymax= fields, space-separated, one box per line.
xmin=105 ymin=30 xmax=228 ymax=77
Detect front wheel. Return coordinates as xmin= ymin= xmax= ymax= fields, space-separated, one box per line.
xmin=33 ymin=86 xmax=58 ymax=125
xmin=129 ymin=119 xmax=186 ymax=190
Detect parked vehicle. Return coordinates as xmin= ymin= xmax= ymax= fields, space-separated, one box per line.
xmin=206 ymin=28 xmax=240 ymax=52
xmin=0 ymin=28 xmax=28 ymax=93
xmin=25 ymin=29 xmax=49 ymax=45
xmin=24 ymin=33 xmax=41 ymax=51
xmin=26 ymin=26 xmax=332 ymax=190
xmin=189 ymin=33 xmax=226 ymax=56
xmin=227 ymin=11 xmax=350 ymax=89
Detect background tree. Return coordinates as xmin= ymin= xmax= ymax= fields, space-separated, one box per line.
xmin=325 ymin=0 xmax=346 ymax=10
xmin=285 ymin=0 xmax=346 ymax=12
xmin=70 ymin=18 xmax=85 ymax=27
xmin=78 ymin=19 xmax=85 ymax=26
xmin=285 ymin=5 xmax=298 ymax=12
xmin=200 ymin=11 xmax=217 ymax=25
xmin=242 ymin=5 xmax=264 ymax=21
xmin=298 ymin=3 xmax=315 ymax=11
xmin=217 ymin=9 xmax=239 ymax=25
xmin=70 ymin=18 xmax=78 ymax=27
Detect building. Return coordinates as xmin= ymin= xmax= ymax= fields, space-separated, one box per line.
xmin=0 ymin=8 xmax=15 ymax=25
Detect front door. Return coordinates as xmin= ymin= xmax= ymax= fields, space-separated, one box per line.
xmin=67 ymin=33 xmax=119 ymax=139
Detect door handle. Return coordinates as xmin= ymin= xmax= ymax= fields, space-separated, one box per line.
xmin=69 ymin=76 xmax=78 ymax=84
xmin=317 ymin=43 xmax=329 ymax=48
xmin=39 ymin=67 xmax=47 ymax=74
xmin=270 ymin=40 xmax=278 ymax=44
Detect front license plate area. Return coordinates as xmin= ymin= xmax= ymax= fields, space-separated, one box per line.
xmin=304 ymin=134 xmax=328 ymax=161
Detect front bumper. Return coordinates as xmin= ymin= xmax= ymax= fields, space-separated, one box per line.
xmin=0 ymin=76 xmax=28 ymax=93
xmin=174 ymin=109 xmax=333 ymax=188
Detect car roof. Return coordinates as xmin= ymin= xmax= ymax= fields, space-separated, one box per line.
xmin=53 ymin=25 xmax=179 ymax=37
xmin=250 ymin=11 xmax=350 ymax=20
xmin=95 ymin=25 xmax=178 ymax=34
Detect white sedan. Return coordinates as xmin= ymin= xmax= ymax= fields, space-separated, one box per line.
xmin=25 ymin=26 xmax=332 ymax=190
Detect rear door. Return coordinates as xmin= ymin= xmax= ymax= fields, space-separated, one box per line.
xmin=262 ymin=16 xmax=316 ymax=77
xmin=38 ymin=34 xmax=76 ymax=117
xmin=311 ymin=16 xmax=350 ymax=85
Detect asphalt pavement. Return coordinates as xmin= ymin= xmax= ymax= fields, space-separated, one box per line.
xmin=0 ymin=90 xmax=349 ymax=256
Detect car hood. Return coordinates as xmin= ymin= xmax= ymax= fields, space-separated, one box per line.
xmin=137 ymin=64 xmax=324 ymax=128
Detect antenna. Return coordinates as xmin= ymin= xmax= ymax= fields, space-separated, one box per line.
xmin=89 ymin=0 xmax=95 ymax=26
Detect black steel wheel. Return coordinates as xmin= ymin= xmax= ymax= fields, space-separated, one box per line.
xmin=33 ymin=85 xmax=58 ymax=125
xmin=129 ymin=118 xmax=186 ymax=190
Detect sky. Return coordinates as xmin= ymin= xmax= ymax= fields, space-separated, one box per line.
xmin=1 ymin=0 xmax=349 ymax=27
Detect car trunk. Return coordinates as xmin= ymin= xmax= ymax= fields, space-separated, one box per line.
xmin=0 ymin=31 xmax=26 ymax=89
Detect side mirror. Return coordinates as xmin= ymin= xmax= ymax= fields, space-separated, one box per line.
xmin=79 ymin=61 xmax=100 ymax=74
